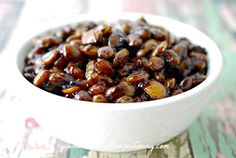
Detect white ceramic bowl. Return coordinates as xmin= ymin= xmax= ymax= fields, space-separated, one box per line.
xmin=15 ymin=13 xmax=223 ymax=152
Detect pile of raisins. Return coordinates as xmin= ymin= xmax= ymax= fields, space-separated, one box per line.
xmin=23 ymin=17 xmax=208 ymax=103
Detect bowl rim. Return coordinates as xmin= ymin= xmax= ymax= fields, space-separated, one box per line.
xmin=15 ymin=12 xmax=223 ymax=111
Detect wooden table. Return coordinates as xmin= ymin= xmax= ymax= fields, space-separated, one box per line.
xmin=1 ymin=0 xmax=236 ymax=157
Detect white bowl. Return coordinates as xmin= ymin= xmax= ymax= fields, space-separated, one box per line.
xmin=15 ymin=13 xmax=223 ymax=152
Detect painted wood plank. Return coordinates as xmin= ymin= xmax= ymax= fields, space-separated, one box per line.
xmin=189 ymin=95 xmax=236 ymax=158
xmin=187 ymin=1 xmax=236 ymax=157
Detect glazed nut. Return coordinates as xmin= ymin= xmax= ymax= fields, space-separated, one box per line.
xmin=105 ymin=86 xmax=124 ymax=101
xmin=74 ymin=90 xmax=92 ymax=101
xmin=62 ymin=44 xmax=84 ymax=62
xmin=49 ymin=67 xmax=63 ymax=73
xmin=118 ymin=63 xmax=136 ymax=76
xmin=133 ymin=57 xmax=149 ymax=69
xmin=142 ymin=39 xmax=158 ymax=50
xmin=66 ymin=34 xmax=81 ymax=43
xmin=54 ymin=56 xmax=68 ymax=69
xmin=127 ymin=70 xmax=149 ymax=84
xmin=154 ymin=71 xmax=165 ymax=83
xmin=81 ymin=29 xmax=103 ymax=44
xmin=128 ymin=34 xmax=143 ymax=49
xmin=36 ymin=36 xmax=59 ymax=48
xmin=98 ymin=46 xmax=115 ymax=59
xmin=89 ymin=84 xmax=108 ymax=95
xmin=92 ymin=94 xmax=107 ymax=102
xmin=136 ymin=48 xmax=150 ymax=57
xmin=190 ymin=52 xmax=207 ymax=60
xmin=164 ymin=78 xmax=176 ymax=90
xmin=42 ymin=50 xmax=59 ymax=66
xmin=173 ymin=43 xmax=188 ymax=58
xmin=151 ymin=41 xmax=168 ymax=57
xmin=179 ymin=77 xmax=193 ymax=91
xmin=191 ymin=73 xmax=206 ymax=86
xmin=82 ymin=44 xmax=98 ymax=57
xmin=133 ymin=26 xmax=151 ymax=40
xmin=149 ymin=56 xmax=164 ymax=71
xmin=113 ymin=48 xmax=129 ymax=66
xmin=116 ymin=96 xmax=133 ymax=103
xmin=71 ymin=66 xmax=85 ymax=79
xmin=48 ymin=72 xmax=72 ymax=87
xmin=85 ymin=60 xmax=96 ymax=79
xmin=171 ymin=89 xmax=183 ymax=96
xmin=143 ymin=80 xmax=167 ymax=99
xmin=62 ymin=86 xmax=80 ymax=94
xmin=33 ymin=70 xmax=50 ymax=87
xmin=118 ymin=81 xmax=135 ymax=97
xmin=165 ymin=50 xmax=181 ymax=65
xmin=95 ymin=59 xmax=114 ymax=77
xmin=108 ymin=31 xmax=128 ymax=47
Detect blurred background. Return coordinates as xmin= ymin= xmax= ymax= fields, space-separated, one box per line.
xmin=0 ymin=0 xmax=236 ymax=157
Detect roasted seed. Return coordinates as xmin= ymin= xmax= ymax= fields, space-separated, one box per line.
xmin=85 ymin=60 xmax=96 ymax=79
xmin=36 ymin=36 xmax=59 ymax=48
xmin=62 ymin=44 xmax=84 ymax=62
xmin=24 ymin=73 xmax=35 ymax=82
xmin=42 ymin=50 xmax=59 ymax=66
xmin=113 ymin=48 xmax=129 ymax=66
xmin=151 ymin=41 xmax=168 ymax=57
xmin=49 ymin=67 xmax=63 ymax=73
xmin=116 ymin=96 xmax=133 ymax=103
xmin=62 ymin=86 xmax=80 ymax=94
xmin=128 ymin=34 xmax=143 ymax=49
xmin=173 ymin=43 xmax=188 ymax=58
xmin=118 ymin=81 xmax=135 ymax=97
xmin=190 ymin=52 xmax=207 ymax=61
xmin=136 ymin=48 xmax=151 ymax=57
xmin=54 ymin=55 xmax=68 ymax=69
xmin=127 ymin=70 xmax=149 ymax=84
xmin=82 ymin=44 xmax=98 ymax=57
xmin=81 ymin=29 xmax=103 ymax=44
xmin=33 ymin=70 xmax=50 ymax=87
xmin=191 ymin=73 xmax=206 ymax=86
xmin=108 ymin=31 xmax=128 ymax=47
xmin=92 ymin=94 xmax=107 ymax=103
xmin=118 ymin=63 xmax=136 ymax=76
xmin=149 ymin=56 xmax=164 ymax=71
xmin=165 ymin=50 xmax=181 ymax=65
xmin=71 ymin=66 xmax=85 ymax=79
xmin=143 ymin=80 xmax=166 ymax=99
xmin=105 ymin=86 xmax=123 ymax=101
xmin=171 ymin=89 xmax=183 ymax=96
xmin=48 ymin=72 xmax=72 ymax=87
xmin=98 ymin=46 xmax=115 ymax=59
xmin=95 ymin=59 xmax=114 ymax=77
xmin=133 ymin=97 xmax=142 ymax=102
xmin=89 ymin=84 xmax=107 ymax=95
xmin=133 ymin=57 xmax=149 ymax=69
xmin=179 ymin=77 xmax=192 ymax=91
xmin=74 ymin=90 xmax=92 ymax=101
xmin=143 ymin=39 xmax=158 ymax=50
xmin=154 ymin=70 xmax=165 ymax=83
xmin=133 ymin=26 xmax=151 ymax=40
xmin=164 ymin=78 xmax=176 ymax=90
xmin=66 ymin=34 xmax=81 ymax=43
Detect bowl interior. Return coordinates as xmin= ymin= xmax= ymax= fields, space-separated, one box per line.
xmin=16 ymin=13 xmax=223 ymax=110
